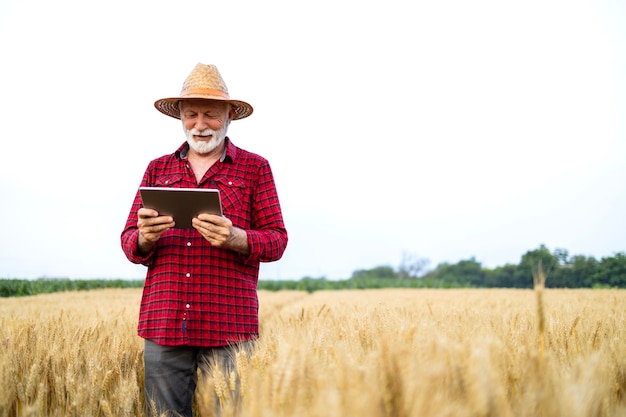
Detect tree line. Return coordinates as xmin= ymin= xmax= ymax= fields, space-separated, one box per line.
xmin=1 ymin=244 xmax=624 ymax=297
xmin=351 ymin=244 xmax=626 ymax=289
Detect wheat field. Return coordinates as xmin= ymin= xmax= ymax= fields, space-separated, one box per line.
xmin=1 ymin=287 xmax=625 ymax=417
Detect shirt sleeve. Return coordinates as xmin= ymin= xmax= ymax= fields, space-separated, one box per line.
xmin=240 ymin=161 xmax=288 ymax=264
xmin=120 ymin=174 xmax=157 ymax=266
xmin=121 ymin=227 xmax=156 ymax=266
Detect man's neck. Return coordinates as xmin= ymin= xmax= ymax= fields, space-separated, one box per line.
xmin=186 ymin=141 xmax=226 ymax=184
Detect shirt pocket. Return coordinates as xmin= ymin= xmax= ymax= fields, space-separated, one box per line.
xmin=214 ymin=177 xmax=246 ymax=214
xmin=154 ymin=175 xmax=183 ymax=187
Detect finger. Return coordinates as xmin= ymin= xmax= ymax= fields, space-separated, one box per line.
xmin=153 ymin=221 xmax=175 ymax=232
xmin=197 ymin=213 xmax=226 ymax=224
xmin=155 ymin=215 xmax=174 ymax=225
xmin=191 ymin=217 xmax=206 ymax=230
xmin=142 ymin=216 xmax=174 ymax=227
xmin=141 ymin=215 xmax=174 ymax=229
xmin=193 ymin=217 xmax=221 ymax=233
xmin=193 ymin=222 xmax=222 ymax=245
xmin=141 ymin=222 xmax=174 ymax=242
xmin=138 ymin=208 xmax=160 ymax=218
xmin=191 ymin=220 xmax=208 ymax=235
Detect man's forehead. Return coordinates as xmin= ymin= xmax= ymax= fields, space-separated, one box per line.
xmin=179 ymin=100 xmax=229 ymax=112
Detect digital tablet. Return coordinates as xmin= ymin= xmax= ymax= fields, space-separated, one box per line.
xmin=139 ymin=187 xmax=223 ymax=229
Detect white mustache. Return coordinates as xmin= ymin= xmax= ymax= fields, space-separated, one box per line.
xmin=188 ymin=128 xmax=215 ymax=137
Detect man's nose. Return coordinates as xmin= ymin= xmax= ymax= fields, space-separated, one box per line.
xmin=195 ymin=116 xmax=208 ymax=130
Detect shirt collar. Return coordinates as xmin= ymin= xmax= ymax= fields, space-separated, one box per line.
xmin=177 ymin=137 xmax=235 ymax=163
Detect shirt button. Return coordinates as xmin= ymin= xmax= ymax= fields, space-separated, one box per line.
xmin=186 ymin=304 xmax=190 ymax=309
xmin=228 ymin=181 xmax=232 ymax=185
xmin=186 ymin=273 xmax=191 ymax=278
xmin=187 ymin=241 xmax=191 ymax=246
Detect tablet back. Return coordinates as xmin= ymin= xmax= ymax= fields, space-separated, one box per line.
xmin=139 ymin=187 xmax=223 ymax=229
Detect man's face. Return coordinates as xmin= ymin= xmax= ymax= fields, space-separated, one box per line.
xmin=180 ymin=100 xmax=230 ymax=155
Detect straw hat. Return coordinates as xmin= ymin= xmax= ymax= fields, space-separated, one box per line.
xmin=154 ymin=63 xmax=253 ymax=120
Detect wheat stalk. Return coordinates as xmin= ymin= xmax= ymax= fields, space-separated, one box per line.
xmin=532 ymin=262 xmax=547 ymax=357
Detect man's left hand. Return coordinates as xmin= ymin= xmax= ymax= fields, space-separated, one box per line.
xmin=192 ymin=214 xmax=250 ymax=255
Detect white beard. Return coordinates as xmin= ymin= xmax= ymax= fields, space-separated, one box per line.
xmin=184 ymin=124 xmax=228 ymax=154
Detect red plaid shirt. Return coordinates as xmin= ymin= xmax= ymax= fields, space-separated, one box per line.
xmin=121 ymin=138 xmax=288 ymax=347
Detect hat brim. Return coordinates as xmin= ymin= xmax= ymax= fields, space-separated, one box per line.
xmin=154 ymin=96 xmax=253 ymax=120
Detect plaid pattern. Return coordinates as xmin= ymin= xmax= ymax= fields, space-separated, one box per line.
xmin=121 ymin=139 xmax=287 ymax=346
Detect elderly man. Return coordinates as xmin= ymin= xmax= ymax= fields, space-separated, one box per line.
xmin=121 ymin=63 xmax=288 ymax=416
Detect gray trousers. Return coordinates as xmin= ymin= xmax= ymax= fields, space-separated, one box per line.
xmin=143 ymin=339 xmax=255 ymax=417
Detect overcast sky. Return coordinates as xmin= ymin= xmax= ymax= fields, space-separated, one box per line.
xmin=0 ymin=0 xmax=624 ymax=280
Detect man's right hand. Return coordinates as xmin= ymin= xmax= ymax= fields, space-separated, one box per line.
xmin=137 ymin=208 xmax=175 ymax=253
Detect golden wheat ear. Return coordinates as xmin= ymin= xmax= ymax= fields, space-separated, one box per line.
xmin=532 ymin=261 xmax=547 ymax=357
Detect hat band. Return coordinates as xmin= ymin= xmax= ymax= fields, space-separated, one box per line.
xmin=181 ymin=88 xmax=230 ymax=99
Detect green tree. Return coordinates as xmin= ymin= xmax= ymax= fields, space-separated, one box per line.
xmin=454 ymin=258 xmax=485 ymax=286
xmin=485 ymin=264 xmax=517 ymax=288
xmin=515 ymin=244 xmax=558 ymax=288
xmin=351 ymin=265 xmax=397 ymax=280
xmin=590 ymin=252 xmax=626 ymax=288
xmin=553 ymin=248 xmax=569 ymax=265
xmin=422 ymin=257 xmax=484 ymax=286
xmin=569 ymin=255 xmax=598 ymax=288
